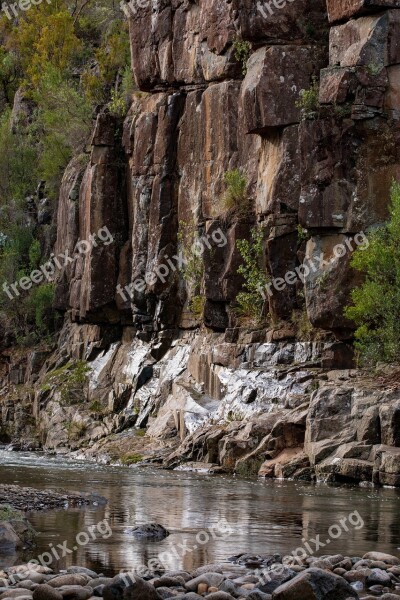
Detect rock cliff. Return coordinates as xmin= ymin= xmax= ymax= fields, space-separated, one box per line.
xmin=1 ymin=0 xmax=400 ymax=486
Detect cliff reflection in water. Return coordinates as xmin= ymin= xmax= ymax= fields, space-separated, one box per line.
xmin=0 ymin=451 xmax=400 ymax=574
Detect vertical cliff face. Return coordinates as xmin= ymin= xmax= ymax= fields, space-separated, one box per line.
xmin=2 ymin=0 xmax=400 ymax=485
xmin=53 ymin=0 xmax=400 ymax=337
xmin=53 ymin=0 xmax=331 ymax=333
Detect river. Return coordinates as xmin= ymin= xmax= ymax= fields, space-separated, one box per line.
xmin=0 ymin=450 xmax=400 ymax=574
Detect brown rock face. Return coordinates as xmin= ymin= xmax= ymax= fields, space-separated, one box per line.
xmin=304 ymin=235 xmax=362 ymax=335
xmin=50 ymin=0 xmax=400 ymax=338
xmin=54 ymin=115 xmax=129 ymax=321
xmin=326 ymin=0 xmax=400 ymax=24
xmin=329 ymin=11 xmax=400 ymax=68
xmin=241 ymin=46 xmax=321 ymax=133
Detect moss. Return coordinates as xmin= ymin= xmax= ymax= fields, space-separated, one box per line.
xmin=42 ymin=360 xmax=90 ymax=405
xmin=235 ymin=458 xmax=263 ymax=478
xmin=89 ymin=400 xmax=106 ymax=414
xmin=65 ymin=420 xmax=88 ymax=441
xmin=121 ymin=453 xmax=144 ymax=465
xmin=0 ymin=504 xmax=23 ymax=521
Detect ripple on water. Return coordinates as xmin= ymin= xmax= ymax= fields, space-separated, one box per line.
xmin=0 ymin=449 xmax=399 ymax=575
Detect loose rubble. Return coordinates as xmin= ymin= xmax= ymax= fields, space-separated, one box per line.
xmin=1 ymin=552 xmax=400 ymax=600
xmin=0 ymin=486 xmax=106 ymax=512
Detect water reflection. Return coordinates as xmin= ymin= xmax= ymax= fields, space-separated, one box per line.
xmin=0 ymin=451 xmax=399 ymax=574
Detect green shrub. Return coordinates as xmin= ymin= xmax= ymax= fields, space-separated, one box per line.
xmin=28 ymin=239 xmax=41 ymax=270
xmin=235 ymin=227 xmax=269 ymax=324
xmin=108 ymin=88 xmax=127 ymax=117
xmin=222 ymin=169 xmax=251 ymax=217
xmin=27 ymin=283 xmax=55 ymax=333
xmin=345 ymin=181 xmax=400 ymax=365
xmin=0 ymin=109 xmax=39 ymax=203
xmin=296 ymin=76 xmax=320 ymax=117
xmin=43 ymin=360 xmax=91 ymax=405
xmin=190 ymin=295 xmax=205 ymax=319
xmin=233 ymin=40 xmax=252 ymax=75
xmin=33 ymin=66 xmax=92 ymax=197
xmin=297 ymin=224 xmax=310 ymax=244
xmin=67 ymin=419 xmax=88 ymax=441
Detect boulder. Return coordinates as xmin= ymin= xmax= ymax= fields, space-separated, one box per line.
xmin=47 ymin=576 xmax=88 ymax=589
xmin=326 ymin=0 xmax=400 ymax=23
xmin=271 ymin=567 xmax=358 ymax=599
xmin=0 ymin=522 xmax=23 ymax=550
xmin=379 ymin=402 xmax=400 ymax=446
xmin=123 ymin=578 xmax=162 ymax=600
xmin=33 ymin=589 xmax=64 ymax=600
xmin=363 ymin=552 xmax=400 ymax=565
xmin=127 ymin=523 xmax=170 ymax=540
xmin=330 ymin=11 xmax=400 ymax=68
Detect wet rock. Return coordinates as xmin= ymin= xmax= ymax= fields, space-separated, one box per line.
xmin=33 ymin=588 xmax=64 ymax=600
xmin=66 ymin=569 xmax=98 ymax=579
xmin=0 ymin=590 xmax=33 ymax=599
xmin=128 ymin=523 xmax=169 ymax=540
xmin=246 ymin=592 xmax=272 ymax=600
xmin=0 ymin=522 xmax=23 ymax=550
xmin=0 ymin=486 xmax=98 ymax=512
xmin=259 ymin=568 xmax=297 ymax=594
xmin=191 ymin=565 xmax=224 ymax=578
xmin=21 ymin=574 xmax=46 ymax=585
xmin=57 ymin=586 xmax=92 ymax=600
xmin=185 ymin=574 xmax=225 ymax=592
xmin=204 ymin=593 xmax=235 ymax=600
xmin=367 ymin=569 xmax=393 ymax=586
xmin=123 ymin=578 xmax=162 ymax=600
xmin=47 ymin=577 xmax=88 ymax=589
xmin=153 ymin=577 xmax=186 ymax=589
xmin=363 ymin=553 xmax=400 ymax=566
xmin=87 ymin=579 xmax=113 ymax=589
xmin=271 ymin=567 xmax=358 ymax=599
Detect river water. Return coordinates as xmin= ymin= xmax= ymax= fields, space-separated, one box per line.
xmin=0 ymin=450 xmax=400 ymax=574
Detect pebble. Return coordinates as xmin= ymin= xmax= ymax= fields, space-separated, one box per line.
xmin=1 ymin=552 xmax=400 ymax=600
xmin=32 ymin=585 xmax=63 ymax=600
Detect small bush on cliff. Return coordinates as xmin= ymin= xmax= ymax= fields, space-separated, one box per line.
xmin=108 ymin=88 xmax=127 ymax=117
xmin=345 ymin=181 xmax=400 ymax=365
xmin=222 ymin=169 xmax=251 ymax=217
xmin=235 ymin=227 xmax=269 ymax=325
xmin=296 ymin=76 xmax=320 ymax=118
xmin=43 ymin=360 xmax=91 ymax=405
xmin=233 ymin=40 xmax=252 ymax=75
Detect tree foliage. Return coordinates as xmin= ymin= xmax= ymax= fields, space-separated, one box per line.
xmin=0 ymin=0 xmax=130 ymax=345
xmin=345 ymin=181 xmax=400 ymax=365
xmin=236 ymin=227 xmax=269 ymax=325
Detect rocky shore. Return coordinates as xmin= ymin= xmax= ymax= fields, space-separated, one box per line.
xmin=0 ymin=488 xmax=106 ymax=553
xmin=0 ymin=486 xmax=104 ymax=513
xmin=1 ymin=552 xmax=400 ymax=600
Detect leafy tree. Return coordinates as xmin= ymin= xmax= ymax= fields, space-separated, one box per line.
xmin=32 ymin=66 xmax=92 ymax=195
xmin=0 ymin=108 xmax=39 ymax=203
xmin=236 ymin=227 xmax=269 ymax=324
xmin=345 ymin=181 xmax=400 ymax=365
xmin=9 ymin=4 xmax=82 ymax=86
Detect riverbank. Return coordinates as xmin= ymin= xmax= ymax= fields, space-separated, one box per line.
xmin=1 ymin=552 xmax=400 ymax=600
xmin=0 ymin=486 xmax=105 ymax=513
